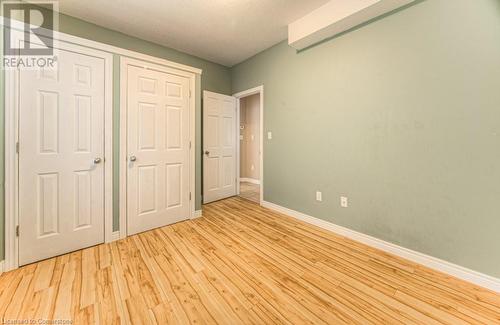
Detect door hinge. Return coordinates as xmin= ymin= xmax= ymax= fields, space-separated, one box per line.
xmin=16 ymin=142 xmax=19 ymax=154
xmin=189 ymin=90 xmax=192 ymax=98
xmin=16 ymin=225 xmax=19 ymax=237
xmin=189 ymin=192 xmax=192 ymax=201
xmin=189 ymin=141 xmax=192 ymax=149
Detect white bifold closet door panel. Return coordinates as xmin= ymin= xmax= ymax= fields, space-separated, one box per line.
xmin=126 ymin=65 xmax=190 ymax=235
xmin=19 ymin=44 xmax=106 ymax=266
xmin=203 ymin=91 xmax=237 ymax=203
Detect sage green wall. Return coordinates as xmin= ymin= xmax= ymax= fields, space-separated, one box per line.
xmin=0 ymin=10 xmax=231 ymax=258
xmin=231 ymin=0 xmax=500 ymax=278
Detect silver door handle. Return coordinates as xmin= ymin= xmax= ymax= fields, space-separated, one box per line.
xmin=94 ymin=157 xmax=102 ymax=164
xmin=204 ymin=151 xmax=210 ymax=156
xmin=129 ymin=156 xmax=137 ymax=162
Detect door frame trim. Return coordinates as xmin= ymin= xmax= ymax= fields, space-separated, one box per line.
xmin=4 ymin=30 xmax=114 ymax=271
xmin=233 ymin=86 xmax=264 ymax=205
xmin=119 ymin=57 xmax=197 ymax=239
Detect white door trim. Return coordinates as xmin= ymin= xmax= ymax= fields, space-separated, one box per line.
xmin=4 ymin=30 xmax=114 ymax=271
xmin=119 ymin=57 xmax=197 ymax=239
xmin=233 ymin=86 xmax=264 ymax=205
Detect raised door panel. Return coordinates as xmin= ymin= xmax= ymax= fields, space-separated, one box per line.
xmin=166 ymin=81 xmax=182 ymax=98
xmin=37 ymin=173 xmax=59 ymax=237
xmin=166 ymin=106 xmax=182 ymax=150
xmin=74 ymin=171 xmax=91 ymax=230
xmin=38 ymin=91 xmax=59 ymax=154
xmin=222 ymin=116 xmax=234 ymax=148
xmin=74 ymin=64 xmax=92 ymax=88
xmin=205 ymin=115 xmax=219 ymax=149
xmin=74 ymin=95 xmax=92 ymax=153
xmin=166 ymin=164 xmax=182 ymax=208
xmin=139 ymin=76 xmax=157 ymax=94
xmin=138 ymin=165 xmax=157 ymax=215
xmin=39 ymin=66 xmax=59 ymax=81
xmin=222 ymin=156 xmax=235 ymax=188
xmin=138 ymin=103 xmax=157 ymax=150
xmin=205 ymin=157 xmax=220 ymax=191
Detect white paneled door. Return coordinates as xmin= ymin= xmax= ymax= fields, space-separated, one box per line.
xmin=126 ymin=64 xmax=191 ymax=235
xmin=19 ymin=44 xmax=107 ymax=266
xmin=203 ymin=91 xmax=237 ymax=203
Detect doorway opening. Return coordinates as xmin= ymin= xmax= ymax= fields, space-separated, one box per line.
xmin=238 ymin=94 xmax=261 ymax=203
xmin=202 ymin=86 xmax=263 ymax=205
xmin=234 ymin=86 xmax=264 ymax=205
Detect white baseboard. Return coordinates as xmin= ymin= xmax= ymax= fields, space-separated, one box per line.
xmin=192 ymin=210 xmax=203 ymax=219
xmin=240 ymin=178 xmax=260 ymax=185
xmin=110 ymin=231 xmax=121 ymax=242
xmin=262 ymin=200 xmax=500 ymax=293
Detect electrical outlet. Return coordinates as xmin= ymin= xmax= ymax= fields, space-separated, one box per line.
xmin=340 ymin=196 xmax=348 ymax=208
xmin=267 ymin=131 xmax=273 ymax=139
xmin=316 ymin=191 xmax=322 ymax=202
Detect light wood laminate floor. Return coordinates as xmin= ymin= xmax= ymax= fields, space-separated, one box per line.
xmin=1 ymin=197 xmax=499 ymax=324
xmin=239 ymin=181 xmax=260 ymax=203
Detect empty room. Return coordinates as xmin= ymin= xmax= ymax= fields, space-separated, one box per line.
xmin=0 ymin=0 xmax=499 ymax=324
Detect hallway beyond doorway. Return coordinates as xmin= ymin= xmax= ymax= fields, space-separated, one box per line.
xmin=239 ymin=181 xmax=260 ymax=203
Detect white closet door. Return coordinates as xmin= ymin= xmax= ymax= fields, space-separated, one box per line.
xmin=19 ymin=44 xmax=106 ymax=265
xmin=126 ymin=65 xmax=190 ymax=235
xmin=203 ymin=91 xmax=237 ymax=203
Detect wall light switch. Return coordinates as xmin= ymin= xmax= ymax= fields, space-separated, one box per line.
xmin=267 ymin=131 xmax=273 ymax=140
xmin=316 ymin=191 xmax=322 ymax=202
xmin=340 ymin=196 xmax=348 ymax=208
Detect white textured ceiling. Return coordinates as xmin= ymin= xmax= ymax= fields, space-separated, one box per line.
xmin=56 ymin=0 xmax=330 ymax=67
